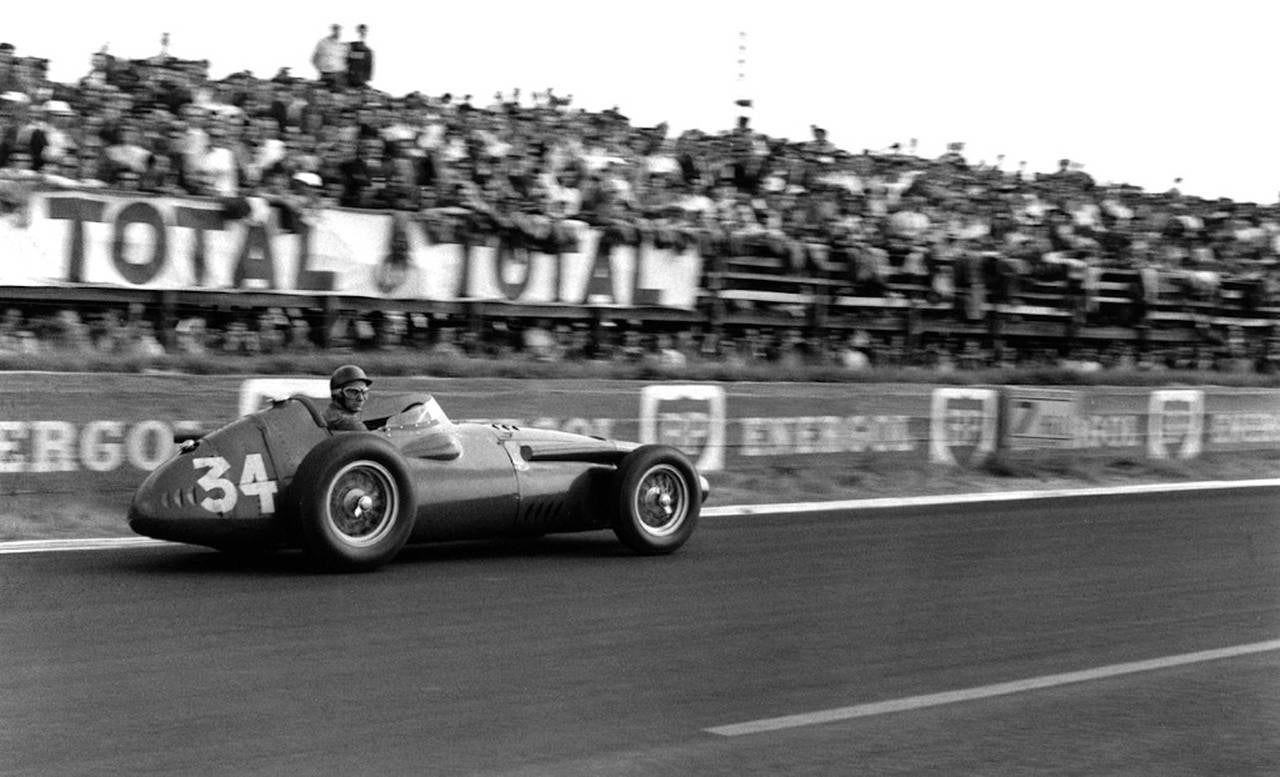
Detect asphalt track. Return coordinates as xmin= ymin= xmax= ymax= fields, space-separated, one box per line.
xmin=2 ymin=488 xmax=1278 ymax=776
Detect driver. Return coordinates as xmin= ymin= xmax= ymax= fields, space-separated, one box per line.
xmin=324 ymin=364 xmax=372 ymax=431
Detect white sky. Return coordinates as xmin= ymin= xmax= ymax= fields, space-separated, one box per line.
xmin=7 ymin=0 xmax=1279 ymax=202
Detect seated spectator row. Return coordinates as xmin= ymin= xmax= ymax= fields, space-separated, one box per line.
xmin=1 ymin=279 xmax=1276 ymax=375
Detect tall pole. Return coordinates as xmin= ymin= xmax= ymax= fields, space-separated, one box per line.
xmin=734 ymin=31 xmax=752 ymax=130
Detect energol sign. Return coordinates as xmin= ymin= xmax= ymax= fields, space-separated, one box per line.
xmin=0 ymin=419 xmax=188 ymax=473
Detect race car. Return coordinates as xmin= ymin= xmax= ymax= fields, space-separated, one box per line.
xmin=128 ymin=392 xmax=708 ymax=571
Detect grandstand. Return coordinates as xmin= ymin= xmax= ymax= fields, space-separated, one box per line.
xmin=1 ymin=37 xmax=1278 ymax=372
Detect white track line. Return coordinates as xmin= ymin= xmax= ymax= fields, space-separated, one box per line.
xmin=701 ymin=478 xmax=1280 ymax=518
xmin=0 ymin=537 xmax=171 ymax=555
xmin=4 ymin=478 xmax=1279 ymax=555
xmin=707 ymin=638 xmax=1280 ymax=736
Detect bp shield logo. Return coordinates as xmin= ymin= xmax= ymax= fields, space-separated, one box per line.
xmin=1147 ymin=390 xmax=1204 ymax=459
xmin=930 ymin=388 xmax=998 ymax=466
xmin=639 ymin=385 xmax=726 ymax=472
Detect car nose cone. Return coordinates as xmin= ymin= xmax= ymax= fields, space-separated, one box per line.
xmin=127 ymin=435 xmax=286 ymax=550
xmin=128 ymin=456 xmax=210 ymax=536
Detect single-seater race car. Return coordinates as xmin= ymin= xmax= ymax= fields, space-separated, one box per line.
xmin=128 ymin=392 xmax=708 ymax=571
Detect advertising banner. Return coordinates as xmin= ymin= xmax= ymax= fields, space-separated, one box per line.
xmin=1071 ymin=390 xmax=1148 ymax=453
xmin=1002 ymin=388 xmax=1147 ymax=455
xmin=3 ymin=374 xmax=1278 ymax=523
xmin=700 ymin=383 xmax=928 ymax=468
xmin=238 ymin=379 xmax=929 ymax=474
xmin=1147 ymin=389 xmax=1204 ymax=460
xmin=0 ymin=376 xmax=937 ymax=514
xmin=3 ymin=191 xmax=704 ymax=309
xmin=930 ymin=388 xmax=999 ymax=466
xmin=1001 ymin=387 xmax=1280 ymax=458
xmin=1203 ymin=390 xmax=1280 ymax=453
xmin=1004 ymin=388 xmax=1078 ymax=451
xmin=639 ymin=384 xmax=727 ymax=473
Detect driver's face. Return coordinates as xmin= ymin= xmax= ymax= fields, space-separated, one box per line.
xmin=339 ymin=384 xmax=369 ymax=412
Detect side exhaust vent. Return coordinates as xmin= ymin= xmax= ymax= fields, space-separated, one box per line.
xmin=517 ymin=496 xmax=565 ymax=532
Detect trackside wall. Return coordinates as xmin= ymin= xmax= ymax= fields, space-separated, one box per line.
xmin=1 ymin=374 xmax=1277 ymax=518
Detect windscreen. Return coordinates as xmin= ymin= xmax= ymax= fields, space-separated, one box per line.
xmin=382 ymin=396 xmax=452 ymax=430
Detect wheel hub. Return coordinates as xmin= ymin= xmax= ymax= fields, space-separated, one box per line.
xmin=344 ymin=489 xmax=374 ymax=516
xmin=645 ymin=487 xmax=674 ymax=516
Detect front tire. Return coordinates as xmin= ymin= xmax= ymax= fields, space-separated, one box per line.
xmin=292 ymin=433 xmax=416 ymax=572
xmin=611 ymin=445 xmax=700 ymax=555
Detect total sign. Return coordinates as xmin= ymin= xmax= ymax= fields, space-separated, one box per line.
xmin=638 ymin=385 xmax=726 ymax=472
xmin=930 ymin=388 xmax=999 ymax=466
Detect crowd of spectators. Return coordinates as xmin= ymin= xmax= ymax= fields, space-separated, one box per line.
xmin=2 ymin=299 xmax=1274 ymax=376
xmin=1 ymin=30 xmax=1279 ymax=370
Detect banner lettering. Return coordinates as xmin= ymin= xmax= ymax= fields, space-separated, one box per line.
xmin=11 ymin=191 xmax=703 ymax=308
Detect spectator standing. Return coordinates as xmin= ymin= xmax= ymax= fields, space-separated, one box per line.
xmin=195 ymin=121 xmax=238 ymax=197
xmin=338 ymin=136 xmax=387 ymax=208
xmin=0 ymin=44 xmax=13 ymax=92
xmin=0 ymin=43 xmax=33 ymax=96
xmin=79 ymin=48 xmax=116 ymax=92
xmin=102 ymin=124 xmax=153 ymax=186
xmin=0 ymin=93 xmax=44 ymax=171
xmin=174 ymin=316 xmax=208 ymax=355
xmin=175 ymin=103 xmax=209 ymax=192
xmin=241 ymin=117 xmax=286 ymax=187
xmin=36 ymin=101 xmax=78 ymax=170
xmin=346 ymin=25 xmax=374 ymax=89
xmin=311 ymin=25 xmax=348 ymax=90
xmin=268 ymin=80 xmax=307 ymax=132
xmin=839 ymin=331 xmax=872 ymax=371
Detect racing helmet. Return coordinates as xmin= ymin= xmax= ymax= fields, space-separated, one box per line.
xmin=329 ymin=364 xmax=373 ymax=392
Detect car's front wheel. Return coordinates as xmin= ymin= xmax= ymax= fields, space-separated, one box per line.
xmin=292 ymin=434 xmax=416 ymax=572
xmin=611 ymin=445 xmax=700 ymax=555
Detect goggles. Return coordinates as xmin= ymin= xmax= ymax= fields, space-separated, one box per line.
xmin=341 ymin=386 xmax=370 ymax=400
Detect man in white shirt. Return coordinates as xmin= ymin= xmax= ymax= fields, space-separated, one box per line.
xmin=197 ymin=123 xmax=238 ymax=197
xmin=177 ymin=103 xmax=210 ymax=189
xmin=311 ymin=25 xmax=348 ymax=90
xmin=26 ymin=100 xmax=76 ymax=170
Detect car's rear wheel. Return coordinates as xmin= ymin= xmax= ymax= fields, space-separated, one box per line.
xmin=611 ymin=445 xmax=700 ymax=555
xmin=292 ymin=434 xmax=416 ymax=572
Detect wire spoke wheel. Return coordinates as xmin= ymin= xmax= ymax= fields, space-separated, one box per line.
xmin=633 ymin=463 xmax=689 ymax=537
xmin=325 ymin=461 xmax=399 ymax=547
xmin=612 ymin=445 xmax=701 ymax=555
xmin=294 ymin=433 xmax=416 ymax=572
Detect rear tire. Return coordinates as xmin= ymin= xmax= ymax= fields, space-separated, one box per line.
xmin=611 ymin=445 xmax=700 ymax=555
xmin=292 ymin=433 xmax=416 ymax=572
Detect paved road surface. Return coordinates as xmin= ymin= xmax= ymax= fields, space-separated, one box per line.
xmin=2 ymin=488 xmax=1278 ymax=776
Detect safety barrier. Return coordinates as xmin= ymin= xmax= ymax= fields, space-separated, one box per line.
xmin=1 ymin=374 xmax=1277 ymax=518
